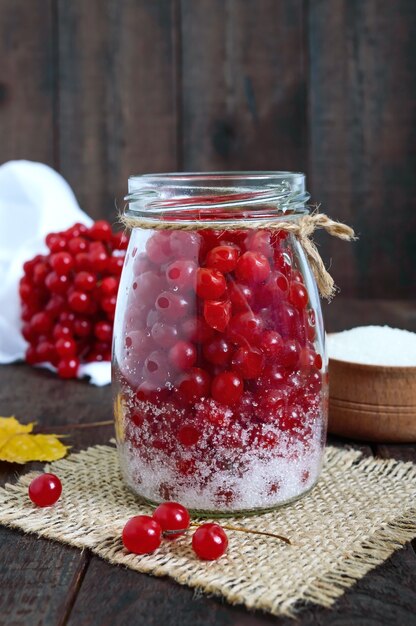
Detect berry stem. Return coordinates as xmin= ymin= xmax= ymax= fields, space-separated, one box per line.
xmin=36 ymin=419 xmax=114 ymax=432
xmin=163 ymin=523 xmax=291 ymax=545
xmin=210 ymin=524 xmax=291 ymax=545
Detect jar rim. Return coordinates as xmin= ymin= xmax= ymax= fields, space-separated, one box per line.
xmin=125 ymin=171 xmax=310 ymax=221
xmin=128 ymin=171 xmax=306 ymax=183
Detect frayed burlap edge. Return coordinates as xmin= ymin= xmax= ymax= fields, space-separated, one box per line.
xmin=0 ymin=444 xmax=415 ymax=618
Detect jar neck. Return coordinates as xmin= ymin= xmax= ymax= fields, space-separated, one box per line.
xmin=125 ymin=172 xmax=310 ymax=224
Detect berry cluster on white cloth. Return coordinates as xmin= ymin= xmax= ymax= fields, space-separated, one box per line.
xmin=0 ymin=160 xmax=116 ymax=386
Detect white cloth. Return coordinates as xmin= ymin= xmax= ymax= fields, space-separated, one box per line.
xmin=0 ymin=160 xmax=111 ymax=386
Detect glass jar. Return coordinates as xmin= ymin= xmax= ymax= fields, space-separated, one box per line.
xmin=113 ymin=172 xmax=328 ymax=515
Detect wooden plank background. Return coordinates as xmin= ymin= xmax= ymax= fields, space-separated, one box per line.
xmin=0 ymin=0 xmax=415 ymax=298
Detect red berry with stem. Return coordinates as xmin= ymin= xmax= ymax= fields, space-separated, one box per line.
xmin=152 ymin=502 xmax=191 ymax=539
xmin=235 ymin=251 xmax=271 ymax=284
xmin=29 ymin=473 xmax=62 ymax=507
xmin=196 ymin=268 xmax=226 ymax=300
xmin=192 ymin=523 xmax=228 ymax=560
xmin=211 ymin=371 xmax=243 ymax=405
xmin=122 ymin=515 xmax=162 ymax=555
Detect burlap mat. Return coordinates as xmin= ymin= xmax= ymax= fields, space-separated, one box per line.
xmin=0 ymin=443 xmax=415 ymax=618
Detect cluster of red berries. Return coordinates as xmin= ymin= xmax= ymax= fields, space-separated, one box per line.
xmin=28 ymin=473 xmax=227 ymax=561
xmin=19 ymin=220 xmax=128 ymax=378
xmin=123 ymin=502 xmax=228 ymax=560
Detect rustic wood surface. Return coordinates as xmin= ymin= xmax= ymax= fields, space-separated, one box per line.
xmin=0 ymin=299 xmax=415 ymax=626
xmin=0 ymin=0 xmax=415 ymax=297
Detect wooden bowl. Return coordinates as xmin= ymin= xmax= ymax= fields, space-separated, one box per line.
xmin=328 ymin=357 xmax=416 ymax=443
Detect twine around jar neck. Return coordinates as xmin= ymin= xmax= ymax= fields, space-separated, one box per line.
xmin=120 ymin=210 xmax=356 ymax=300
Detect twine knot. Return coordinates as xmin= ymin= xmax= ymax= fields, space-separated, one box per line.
xmin=293 ymin=213 xmax=356 ymax=300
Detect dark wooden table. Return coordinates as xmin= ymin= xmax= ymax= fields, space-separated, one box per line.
xmin=1 ymin=299 xmax=415 ymax=626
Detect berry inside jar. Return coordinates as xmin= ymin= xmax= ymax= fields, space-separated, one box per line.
xmin=113 ymin=221 xmax=328 ymax=514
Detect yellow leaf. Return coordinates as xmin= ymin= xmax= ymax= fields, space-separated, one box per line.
xmin=0 ymin=416 xmax=69 ymax=463
xmin=0 ymin=416 xmax=34 ymax=448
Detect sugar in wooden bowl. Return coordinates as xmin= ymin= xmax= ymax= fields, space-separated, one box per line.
xmin=327 ymin=326 xmax=416 ymax=443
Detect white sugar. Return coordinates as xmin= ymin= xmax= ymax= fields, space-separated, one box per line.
xmin=328 ymin=325 xmax=416 ymax=366
xmin=116 ymin=373 xmax=326 ymax=513
xmin=117 ymin=407 xmax=325 ymax=512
